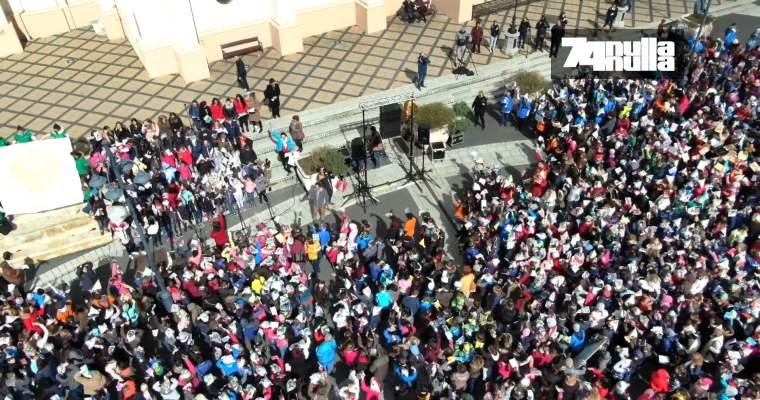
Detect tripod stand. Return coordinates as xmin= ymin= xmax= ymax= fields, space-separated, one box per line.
xmin=453 ymin=41 xmax=479 ymax=80
xmin=341 ymin=109 xmax=379 ymax=212
xmin=399 ymin=103 xmax=436 ymax=192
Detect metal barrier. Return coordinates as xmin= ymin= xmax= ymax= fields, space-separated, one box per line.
xmin=471 ymin=0 xmax=543 ymax=21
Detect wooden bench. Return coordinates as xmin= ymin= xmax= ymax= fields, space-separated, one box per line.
xmin=221 ymin=37 xmax=264 ymax=60
xmin=396 ymin=2 xmax=437 ymax=23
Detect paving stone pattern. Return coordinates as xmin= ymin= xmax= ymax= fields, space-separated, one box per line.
xmin=0 ymin=0 xmax=725 ymax=140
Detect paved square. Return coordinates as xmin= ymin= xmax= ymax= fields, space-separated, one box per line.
xmin=0 ymin=0 xmax=727 ymax=139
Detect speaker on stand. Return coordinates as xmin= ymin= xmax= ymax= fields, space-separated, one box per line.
xmin=417 ymin=123 xmax=431 ymax=145
xmin=380 ymin=104 xmax=403 ymax=139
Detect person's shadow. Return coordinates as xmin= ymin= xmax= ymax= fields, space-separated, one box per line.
xmin=403 ymin=68 xmax=418 ymax=83
xmin=370 ymin=213 xmax=389 ymax=238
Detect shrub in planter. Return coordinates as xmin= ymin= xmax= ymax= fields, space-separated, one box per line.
xmin=511 ymin=70 xmax=552 ymax=95
xmin=415 ymin=102 xmax=457 ymax=131
xmin=299 ymin=146 xmax=350 ymax=176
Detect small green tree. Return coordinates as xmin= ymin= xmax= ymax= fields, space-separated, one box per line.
xmin=512 ymin=71 xmax=552 ymax=95
xmin=449 ymin=102 xmax=472 ymax=134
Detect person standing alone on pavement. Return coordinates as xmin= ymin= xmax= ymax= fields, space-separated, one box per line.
xmin=518 ymin=17 xmax=530 ymax=49
xmin=255 ymin=173 xmax=269 ymax=204
xmin=471 ymin=91 xmax=487 ymax=129
xmin=309 ymin=182 xmax=330 ymax=222
xmin=289 ymin=116 xmax=305 ymax=151
xmin=264 ymin=78 xmax=281 ymax=118
xmin=602 ymin=5 xmax=618 ymax=32
xmin=236 ymin=56 xmax=250 ymax=92
xmin=500 ymin=90 xmax=514 ymax=127
xmin=471 ymin=22 xmax=484 ymax=54
xmin=535 ymin=16 xmax=548 ymax=52
xmin=417 ymin=53 xmax=431 ymax=89
xmin=550 ymin=19 xmax=565 ymax=58
xmin=489 ymin=21 xmax=500 ymax=53
xmin=454 ymin=28 xmax=470 ymax=66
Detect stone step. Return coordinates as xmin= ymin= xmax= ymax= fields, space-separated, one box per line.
xmin=31 ymin=230 xmax=114 ymax=263
xmin=4 ymin=212 xmax=95 ymax=245
xmin=2 ymin=215 xmax=112 ymax=262
xmin=8 ymin=203 xmax=86 ymax=234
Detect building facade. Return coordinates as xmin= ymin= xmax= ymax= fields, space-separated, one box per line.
xmin=0 ymin=0 xmax=485 ymax=82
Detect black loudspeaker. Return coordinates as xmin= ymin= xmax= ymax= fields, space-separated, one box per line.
xmin=380 ymin=104 xmax=403 ymax=139
xmin=418 ymin=123 xmax=431 ymax=145
xmin=350 ymin=137 xmax=366 ymax=160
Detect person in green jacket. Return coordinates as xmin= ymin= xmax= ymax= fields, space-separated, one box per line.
xmin=49 ymin=123 xmax=68 ymax=139
xmin=12 ymin=125 xmax=34 ymax=144
xmin=0 ymin=137 xmax=8 ymax=147
xmin=72 ymin=151 xmax=90 ymax=187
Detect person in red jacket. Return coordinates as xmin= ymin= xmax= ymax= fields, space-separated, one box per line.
xmin=160 ymin=149 xmax=176 ymax=168
xmin=177 ymin=144 xmax=193 ymax=167
xmin=210 ymin=98 xmax=225 ymax=124
xmin=650 ymin=369 xmax=670 ymax=393
xmin=234 ymin=94 xmax=250 ymax=133
xmin=210 ymin=214 xmax=229 ymax=250
xmin=531 ymin=175 xmax=548 ymax=197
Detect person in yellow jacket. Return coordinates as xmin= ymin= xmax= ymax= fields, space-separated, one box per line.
xmin=306 ymin=238 xmax=322 ymax=274
xmin=251 ymin=273 xmax=266 ymax=294
xmin=459 ymin=265 xmax=476 ymax=298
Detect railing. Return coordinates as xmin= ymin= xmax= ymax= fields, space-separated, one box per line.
xmin=471 ymin=0 xmax=543 ymax=20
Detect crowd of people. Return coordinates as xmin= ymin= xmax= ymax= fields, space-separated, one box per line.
xmin=1 ymin=10 xmax=760 ymax=400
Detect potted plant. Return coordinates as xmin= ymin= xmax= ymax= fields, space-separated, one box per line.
xmin=681 ymin=14 xmax=715 ymax=39
xmin=414 ymin=102 xmax=456 ymax=146
xmin=449 ymin=102 xmax=472 ymax=146
xmin=511 ymin=70 xmax=552 ymax=96
xmin=296 ymin=146 xmax=350 ymax=191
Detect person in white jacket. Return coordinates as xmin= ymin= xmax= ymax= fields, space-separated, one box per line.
xmin=700 ymin=328 xmax=724 ymax=363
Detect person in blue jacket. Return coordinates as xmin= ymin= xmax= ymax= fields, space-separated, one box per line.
xmin=356 ymin=232 xmax=373 ymax=251
xmin=313 ymin=224 xmax=331 ymax=248
xmin=375 ymin=285 xmax=393 ymax=309
xmin=379 ymin=267 xmax=395 ymax=287
xmin=216 ymin=354 xmax=245 ymax=377
xmin=316 ymin=333 xmax=337 ymax=374
xmin=395 ymin=363 xmax=418 ymax=385
xmin=500 ymin=91 xmax=514 ymax=126
xmin=569 ymin=323 xmax=586 ymax=355
xmin=270 ymin=130 xmax=295 ymax=164
xmin=188 ymin=101 xmax=201 ymax=131
xmin=417 ymin=52 xmax=431 ymax=89
xmin=402 ymin=289 xmax=421 ymax=315
xmin=515 ymin=95 xmax=531 ymax=130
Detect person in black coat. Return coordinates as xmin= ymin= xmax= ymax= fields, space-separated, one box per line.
xmin=471 ymin=91 xmax=488 ymax=129
xmin=602 ymin=5 xmax=618 ymax=31
xmin=535 ymin=16 xmax=549 ymax=52
xmin=550 ymin=19 xmax=565 ymax=58
xmin=263 ymin=78 xmax=281 ymax=118
xmin=235 ymin=56 xmax=249 ymax=92
xmin=518 ymin=17 xmax=531 ymax=49
xmin=199 ymin=101 xmax=213 ymax=129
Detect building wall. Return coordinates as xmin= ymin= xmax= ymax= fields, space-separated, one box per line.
xmin=1 ymin=0 xmax=398 ymax=81
xmin=297 ymin=0 xmax=356 ymax=38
